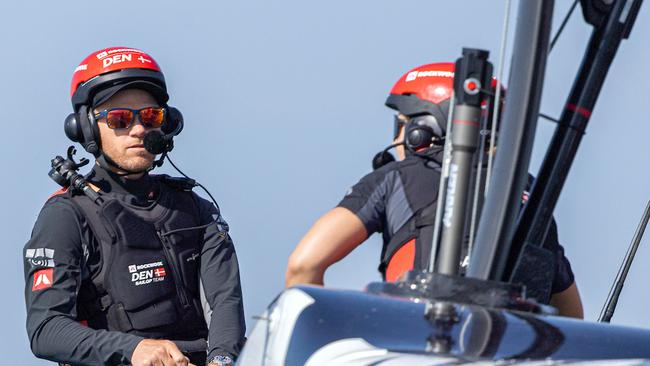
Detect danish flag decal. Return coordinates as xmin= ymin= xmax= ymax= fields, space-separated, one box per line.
xmin=32 ymin=268 xmax=54 ymax=291
xmin=154 ymin=267 xmax=166 ymax=277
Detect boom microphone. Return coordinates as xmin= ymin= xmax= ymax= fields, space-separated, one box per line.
xmin=372 ymin=142 xmax=402 ymax=170
xmin=144 ymin=131 xmax=173 ymax=155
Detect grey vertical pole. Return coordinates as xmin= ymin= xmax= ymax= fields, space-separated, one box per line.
xmin=436 ymin=49 xmax=492 ymax=276
xmin=467 ymin=0 xmax=554 ymax=280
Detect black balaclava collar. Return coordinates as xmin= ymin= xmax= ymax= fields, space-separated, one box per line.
xmin=88 ymin=163 xmax=158 ymax=205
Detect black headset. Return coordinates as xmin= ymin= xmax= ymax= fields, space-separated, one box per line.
xmin=64 ymin=105 xmax=184 ymax=156
xmin=404 ymin=114 xmax=442 ymax=152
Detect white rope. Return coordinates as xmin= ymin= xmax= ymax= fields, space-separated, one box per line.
xmin=428 ymin=93 xmax=455 ymax=272
xmin=485 ymin=0 xmax=512 ymax=197
xmin=466 ymin=117 xmax=489 ymax=269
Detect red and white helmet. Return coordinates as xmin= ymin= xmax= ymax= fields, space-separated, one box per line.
xmin=70 ymin=47 xmax=169 ymax=111
xmin=385 ymin=62 xmax=454 ymax=135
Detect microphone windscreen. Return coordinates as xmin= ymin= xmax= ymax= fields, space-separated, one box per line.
xmin=143 ymin=131 xmax=167 ymax=155
xmin=372 ymin=150 xmax=395 ymax=170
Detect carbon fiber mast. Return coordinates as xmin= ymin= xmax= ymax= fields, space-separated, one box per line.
xmin=466 ymin=0 xmax=555 ymax=281
xmin=505 ymin=0 xmax=643 ymax=295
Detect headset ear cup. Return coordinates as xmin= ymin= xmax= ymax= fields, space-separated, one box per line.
xmin=163 ymin=106 xmax=184 ymax=135
xmin=64 ymin=113 xmax=82 ymax=142
xmin=405 ymin=122 xmax=434 ymax=151
xmin=77 ymin=105 xmax=100 ymax=156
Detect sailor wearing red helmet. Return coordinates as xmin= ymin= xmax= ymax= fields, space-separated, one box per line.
xmin=285 ymin=62 xmax=583 ymax=318
xmin=23 ymin=47 xmax=244 ymax=366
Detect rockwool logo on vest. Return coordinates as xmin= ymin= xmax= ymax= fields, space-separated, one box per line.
xmin=130 ymin=261 xmax=167 ymax=286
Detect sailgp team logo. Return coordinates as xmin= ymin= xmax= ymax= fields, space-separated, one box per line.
xmin=25 ymin=248 xmax=55 ymax=268
xmin=129 ymin=261 xmax=167 ymax=286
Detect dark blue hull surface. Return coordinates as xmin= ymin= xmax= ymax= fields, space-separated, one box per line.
xmin=239 ymin=286 xmax=650 ymax=365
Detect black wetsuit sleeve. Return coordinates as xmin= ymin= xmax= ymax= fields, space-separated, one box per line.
xmin=24 ymin=197 xmax=143 ymax=365
xmin=545 ymin=219 xmax=575 ymax=294
xmin=197 ymin=199 xmax=246 ymax=361
xmin=337 ymin=167 xmax=396 ymax=235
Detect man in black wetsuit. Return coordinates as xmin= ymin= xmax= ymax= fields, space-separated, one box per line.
xmin=24 ymin=47 xmax=244 ymax=366
xmin=285 ymin=62 xmax=584 ymax=318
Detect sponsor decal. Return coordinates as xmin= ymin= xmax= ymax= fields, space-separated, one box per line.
xmin=103 ymin=53 xmax=132 ymax=68
xmin=405 ymin=70 xmax=455 ymax=82
xmin=405 ymin=71 xmax=419 ymax=82
xmin=25 ymin=248 xmax=55 ymax=268
xmin=32 ymin=268 xmax=54 ymax=291
xmin=443 ymin=164 xmax=459 ymax=228
xmin=129 ymin=261 xmax=167 ymax=286
xmin=186 ymin=252 xmax=200 ymax=263
xmin=74 ymin=64 xmax=87 ymax=73
xmin=96 ymin=48 xmax=142 ymax=60
xmin=82 ymin=244 xmax=90 ymax=262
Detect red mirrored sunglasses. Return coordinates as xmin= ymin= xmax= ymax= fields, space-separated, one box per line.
xmin=94 ymin=107 xmax=165 ymax=129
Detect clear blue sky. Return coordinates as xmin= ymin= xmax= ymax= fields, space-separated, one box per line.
xmin=1 ymin=1 xmax=648 ymax=364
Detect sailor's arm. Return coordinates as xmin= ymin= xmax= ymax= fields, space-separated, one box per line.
xmin=198 ymin=198 xmax=246 ymax=362
xmin=24 ymin=197 xmax=144 ymax=365
xmin=546 ymin=219 xmax=584 ymax=319
xmin=287 ymin=167 xmax=394 ymax=287
xmin=286 ymin=207 xmax=368 ymax=287
xmin=550 ymin=282 xmax=584 ymax=319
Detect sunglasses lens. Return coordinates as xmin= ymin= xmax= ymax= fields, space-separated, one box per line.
xmin=139 ymin=107 xmax=165 ymax=128
xmin=106 ymin=109 xmax=134 ymax=129
xmin=393 ymin=115 xmax=405 ymax=139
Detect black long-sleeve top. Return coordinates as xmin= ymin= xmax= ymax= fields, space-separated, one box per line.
xmin=23 ymin=166 xmax=245 ymax=365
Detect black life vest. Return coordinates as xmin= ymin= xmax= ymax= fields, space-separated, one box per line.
xmin=68 ymin=176 xmax=218 ymax=340
xmin=379 ymin=202 xmax=437 ymax=282
xmin=378 ymin=185 xmax=556 ymax=304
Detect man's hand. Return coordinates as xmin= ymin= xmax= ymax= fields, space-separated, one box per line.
xmin=131 ymin=339 xmax=190 ymax=366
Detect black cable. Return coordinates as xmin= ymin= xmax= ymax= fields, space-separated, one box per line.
xmin=539 ymin=113 xmax=560 ymax=123
xmin=166 ymin=155 xmax=220 ymax=207
xmin=162 ymin=154 xmax=224 ymax=237
xmin=550 ymin=0 xmax=579 ymax=52
xmin=536 ymin=2 xmax=579 ymax=138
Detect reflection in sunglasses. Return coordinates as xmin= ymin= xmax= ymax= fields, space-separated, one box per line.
xmin=94 ymin=107 xmax=165 ymax=129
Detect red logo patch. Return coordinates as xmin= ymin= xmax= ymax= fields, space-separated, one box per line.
xmin=32 ymin=268 xmax=54 ymax=291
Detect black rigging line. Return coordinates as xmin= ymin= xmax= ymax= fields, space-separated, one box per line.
xmin=539 ymin=113 xmax=560 ymax=124
xmin=550 ymin=0 xmax=579 ymax=52
xmin=539 ymin=0 xmax=579 ymax=123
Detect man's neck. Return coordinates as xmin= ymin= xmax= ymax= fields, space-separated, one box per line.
xmin=95 ymin=160 xmax=148 ymax=179
xmin=90 ymin=163 xmax=154 ymax=198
